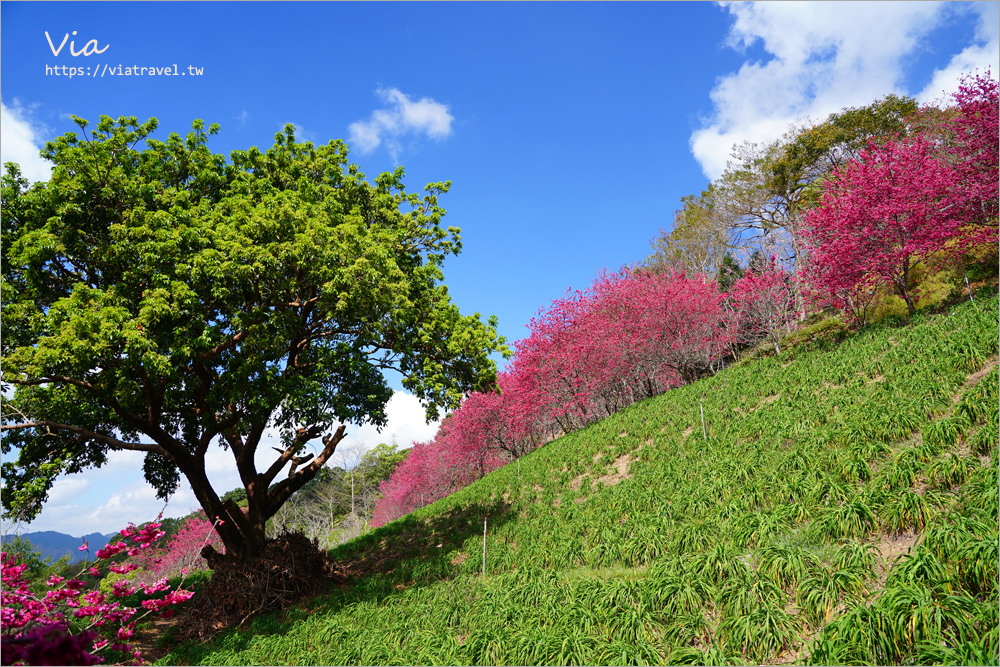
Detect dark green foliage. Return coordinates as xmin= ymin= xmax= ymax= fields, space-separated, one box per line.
xmin=220 ymin=487 xmax=248 ymax=505
xmin=832 ymin=541 xmax=881 ymax=575
xmin=716 ymin=253 xmax=744 ymax=292
xmin=718 ymin=603 xmax=799 ymax=664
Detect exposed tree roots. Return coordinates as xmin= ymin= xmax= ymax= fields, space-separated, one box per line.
xmin=181 ymin=532 xmax=336 ymax=641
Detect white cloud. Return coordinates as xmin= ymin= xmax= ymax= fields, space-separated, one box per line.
xmin=340 ymin=390 xmax=442 ymax=452
xmin=691 ymin=1 xmax=998 ymax=181
xmin=916 ymin=3 xmax=1000 ymax=103
xmin=19 ymin=483 xmax=173 ymax=536
xmin=0 ymin=100 xmax=52 ymax=183
xmin=47 ymin=478 xmax=91 ymax=505
xmin=348 ymin=88 xmax=454 ymax=160
xmin=236 ymin=109 xmax=250 ymax=125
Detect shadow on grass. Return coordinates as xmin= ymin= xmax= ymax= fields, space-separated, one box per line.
xmin=331 ymin=498 xmax=516 ymax=580
xmin=158 ymin=498 xmax=516 ymax=665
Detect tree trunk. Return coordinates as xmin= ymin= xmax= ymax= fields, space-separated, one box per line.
xmin=195 ymin=424 xmax=347 ymax=565
xmin=787 ymin=214 xmax=810 ymax=321
xmin=894 ymin=260 xmax=917 ymax=317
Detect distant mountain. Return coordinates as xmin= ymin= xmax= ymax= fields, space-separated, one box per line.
xmin=11 ymin=531 xmax=118 ymax=564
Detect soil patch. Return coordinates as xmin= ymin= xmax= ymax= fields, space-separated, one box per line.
xmin=755 ymin=394 xmax=781 ymax=410
xmin=130 ymin=611 xmax=185 ymax=665
xmin=596 ymin=453 xmax=633 ymax=486
xmin=571 ymin=453 xmax=634 ymax=490
xmin=961 ymin=356 xmax=998 ymax=392
xmin=872 ymin=531 xmax=921 ymax=583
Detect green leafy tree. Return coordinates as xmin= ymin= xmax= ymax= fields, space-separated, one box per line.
xmin=359 ymin=442 xmax=409 ymax=484
xmin=0 ymin=534 xmax=68 ymax=583
xmin=1 ymin=116 xmax=507 ymax=563
xmin=219 ymin=488 xmax=248 ymax=505
xmin=716 ymin=253 xmax=744 ymax=292
xmin=646 ymin=185 xmax=730 ymax=276
xmin=342 ymin=442 xmax=410 ymax=517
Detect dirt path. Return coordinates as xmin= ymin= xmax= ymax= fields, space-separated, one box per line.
xmin=130 ymin=612 xmax=184 ymax=665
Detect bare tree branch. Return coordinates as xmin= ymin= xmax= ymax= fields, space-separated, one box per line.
xmin=0 ymin=421 xmax=168 ymax=456
xmin=259 ymin=425 xmax=324 ymax=487
xmin=265 ymin=425 xmax=347 ymax=517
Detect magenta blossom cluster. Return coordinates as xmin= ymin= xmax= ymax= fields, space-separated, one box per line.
xmin=0 ymin=623 xmax=101 ymax=666
xmin=804 ymin=71 xmax=998 ymax=321
xmin=1 ymin=519 xmax=195 ymax=665
xmin=130 ymin=512 xmax=226 ymax=581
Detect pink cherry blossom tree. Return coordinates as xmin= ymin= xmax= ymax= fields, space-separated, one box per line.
xmin=804 ymin=136 xmax=965 ymax=316
xmin=947 ymin=70 xmax=998 ymax=240
xmin=725 ymin=260 xmax=797 ymax=355
xmin=131 ymin=513 xmax=225 ymax=580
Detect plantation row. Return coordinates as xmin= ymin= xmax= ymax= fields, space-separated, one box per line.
xmin=160 ymin=289 xmax=999 ymax=666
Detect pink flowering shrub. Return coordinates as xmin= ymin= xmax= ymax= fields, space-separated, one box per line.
xmin=372 ymin=427 xmax=507 ymax=528
xmin=131 ymin=512 xmax=225 ymax=580
xmin=1 ymin=519 xmax=195 ymax=665
xmin=1 ymin=624 xmax=100 ymax=666
xmin=947 ymin=70 xmax=998 ymax=243
xmin=804 ymin=136 xmax=966 ymax=317
xmin=725 ymin=260 xmax=797 ymax=354
xmin=805 ymin=71 xmax=998 ymax=322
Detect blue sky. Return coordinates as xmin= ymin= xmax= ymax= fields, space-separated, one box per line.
xmin=2 ymin=1 xmax=997 ymax=536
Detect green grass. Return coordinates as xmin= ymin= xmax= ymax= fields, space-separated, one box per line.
xmin=159 ymin=291 xmax=999 ymax=666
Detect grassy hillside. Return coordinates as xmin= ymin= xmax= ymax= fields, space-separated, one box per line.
xmin=160 ymin=292 xmax=999 ymax=666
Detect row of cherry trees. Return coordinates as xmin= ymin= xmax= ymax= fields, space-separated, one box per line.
xmin=372 ymin=265 xmax=793 ymax=526
xmin=372 ymin=71 xmax=996 ymax=527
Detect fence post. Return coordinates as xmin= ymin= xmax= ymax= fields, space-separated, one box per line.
xmin=482 ymin=518 xmax=487 ymax=578
xmin=700 ymin=401 xmax=707 ymax=440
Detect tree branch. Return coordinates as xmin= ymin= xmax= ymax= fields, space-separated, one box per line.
xmin=258 ymin=425 xmax=324 ymax=487
xmin=0 ymin=421 xmax=168 ymax=456
xmin=196 ymin=328 xmax=251 ymax=363
xmin=6 ymin=375 xmax=157 ymax=437
xmin=265 ymin=425 xmax=347 ymax=517
xmin=8 ymin=375 xmax=98 ymax=391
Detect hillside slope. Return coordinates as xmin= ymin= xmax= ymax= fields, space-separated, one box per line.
xmin=162 ymin=293 xmax=999 ymax=666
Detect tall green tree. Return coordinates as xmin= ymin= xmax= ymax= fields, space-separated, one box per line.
xmin=646 ymin=185 xmax=730 ymax=276
xmin=1 ymin=116 xmax=507 ymax=562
